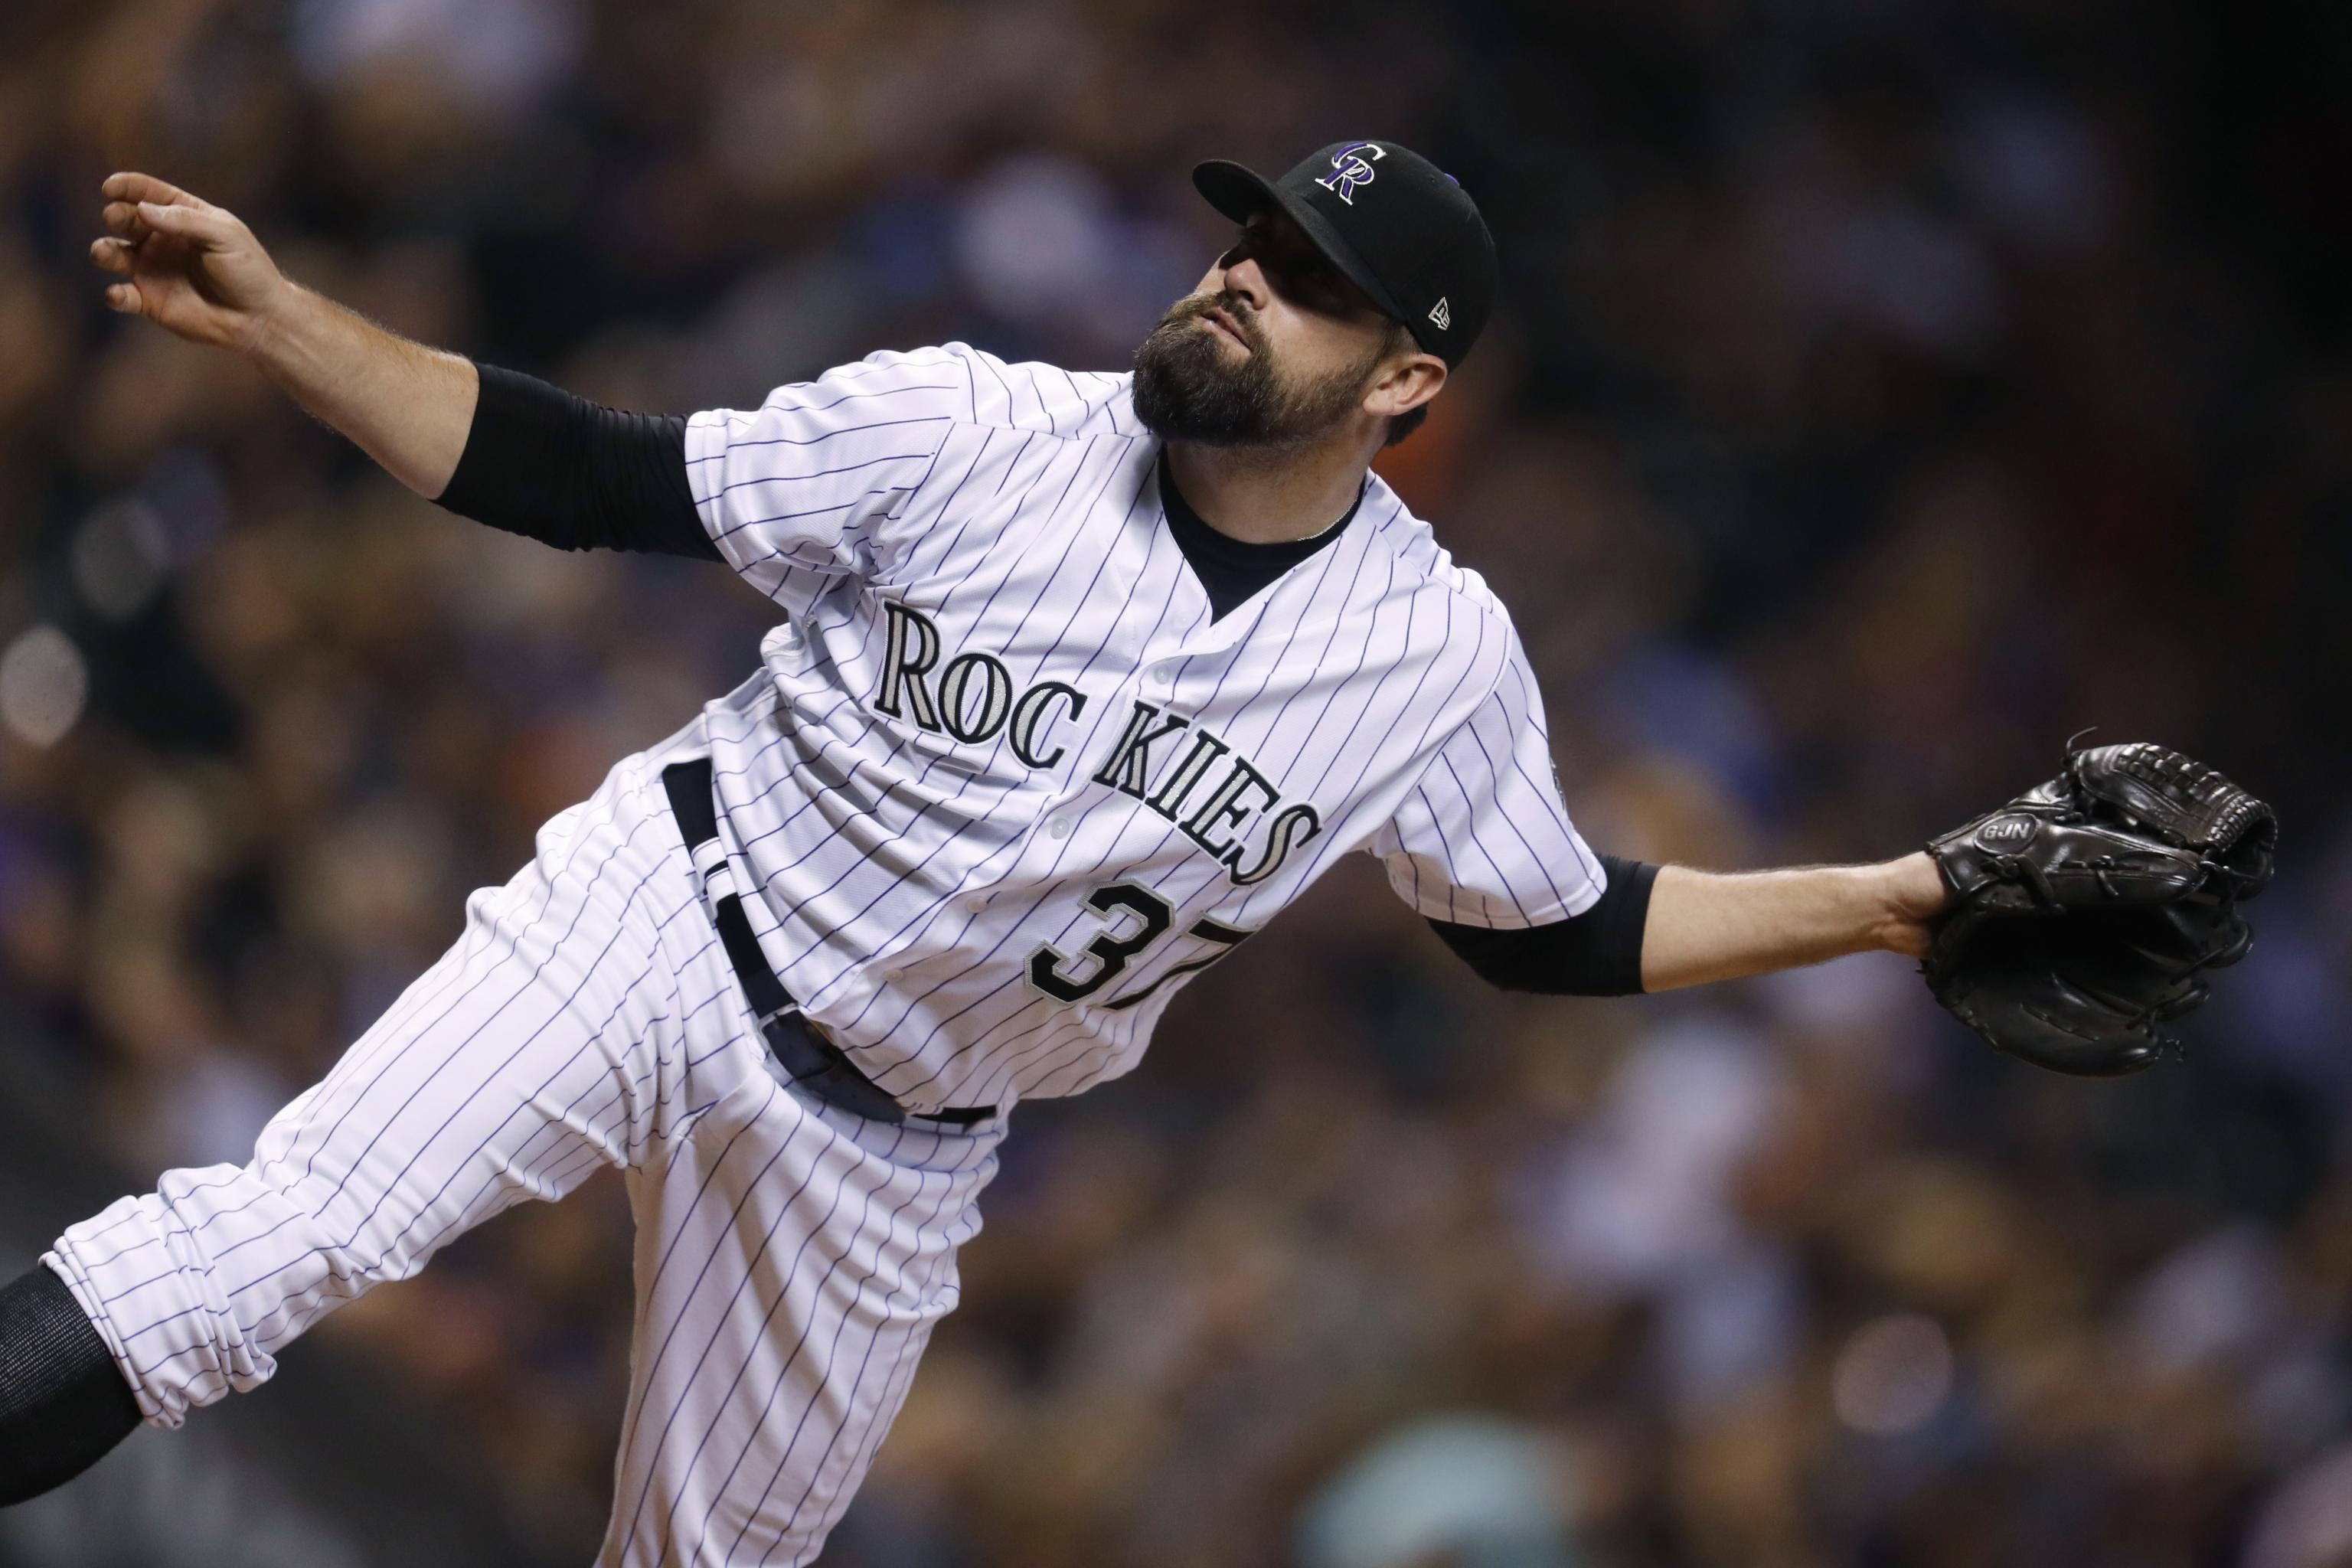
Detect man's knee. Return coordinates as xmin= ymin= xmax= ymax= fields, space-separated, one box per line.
xmin=0 ymin=1263 xmax=142 ymax=1505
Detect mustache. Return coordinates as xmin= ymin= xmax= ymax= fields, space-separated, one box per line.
xmin=1162 ymin=292 xmax=1266 ymax=351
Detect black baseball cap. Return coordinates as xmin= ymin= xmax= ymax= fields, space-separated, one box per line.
xmin=1192 ymin=139 xmax=1498 ymax=369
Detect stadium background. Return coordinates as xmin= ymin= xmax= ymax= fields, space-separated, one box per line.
xmin=3 ymin=1 xmax=2351 ymax=1563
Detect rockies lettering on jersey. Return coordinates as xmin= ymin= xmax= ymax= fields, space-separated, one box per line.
xmin=879 ymin=596 xmax=1322 ymax=887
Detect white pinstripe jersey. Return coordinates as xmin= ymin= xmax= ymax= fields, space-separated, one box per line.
xmin=684 ymin=344 xmax=1602 ymax=1112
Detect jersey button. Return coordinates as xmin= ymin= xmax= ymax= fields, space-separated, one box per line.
xmin=960 ymin=893 xmax=988 ymax=913
xmin=1047 ymin=816 xmax=1073 ymax=840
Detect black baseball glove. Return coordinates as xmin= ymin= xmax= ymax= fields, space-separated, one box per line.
xmin=1922 ymin=742 xmax=2276 ymax=1075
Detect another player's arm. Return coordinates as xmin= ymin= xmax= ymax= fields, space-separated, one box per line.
xmin=90 ymin=172 xmax=713 ymax=558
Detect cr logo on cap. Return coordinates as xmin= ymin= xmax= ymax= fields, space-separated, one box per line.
xmin=1315 ymin=142 xmax=1385 ymax=206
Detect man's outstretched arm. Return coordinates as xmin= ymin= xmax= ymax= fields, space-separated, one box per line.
xmin=92 ymin=172 xmax=478 ymax=496
xmin=91 ymin=172 xmax=715 ymax=559
xmin=1636 ymin=853 xmax=1943 ymax=990
xmin=1431 ymin=852 xmax=1945 ymax=997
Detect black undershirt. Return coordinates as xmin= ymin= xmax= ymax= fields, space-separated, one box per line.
xmin=0 ymin=1263 xmax=142 ymax=1503
xmin=1431 ymin=854 xmax=1658 ymax=996
xmin=432 ymin=363 xmax=1655 ymax=995
xmin=437 ymin=364 xmax=718 ymax=562
xmin=1155 ymin=450 xmax=1357 ymax=621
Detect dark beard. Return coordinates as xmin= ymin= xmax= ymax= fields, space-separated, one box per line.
xmin=1131 ymin=296 xmax=1378 ymax=447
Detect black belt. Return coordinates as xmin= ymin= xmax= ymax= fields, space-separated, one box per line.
xmin=660 ymin=758 xmax=993 ymax=1128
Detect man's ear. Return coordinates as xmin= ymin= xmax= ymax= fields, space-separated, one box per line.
xmin=1364 ymin=352 xmax=1446 ymax=420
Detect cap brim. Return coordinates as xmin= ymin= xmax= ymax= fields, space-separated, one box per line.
xmin=1191 ymin=160 xmax=1409 ymax=327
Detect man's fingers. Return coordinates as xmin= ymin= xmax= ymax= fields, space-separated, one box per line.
xmin=101 ymin=172 xmax=194 ymax=208
xmin=102 ymin=282 xmax=144 ymax=315
xmin=101 ymin=201 xmax=151 ymax=241
xmin=136 ymin=201 xmax=235 ymax=247
xmin=90 ymin=237 xmax=136 ymax=276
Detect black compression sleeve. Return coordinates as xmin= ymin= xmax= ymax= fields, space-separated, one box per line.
xmin=1427 ymin=854 xmax=1659 ymax=997
xmin=0 ymin=1263 xmax=141 ymax=1504
xmin=434 ymin=363 xmax=720 ymax=561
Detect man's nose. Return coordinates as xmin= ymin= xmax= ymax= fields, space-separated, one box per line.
xmin=1218 ymin=255 xmax=1272 ymax=314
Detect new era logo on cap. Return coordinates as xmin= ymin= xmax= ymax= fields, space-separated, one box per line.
xmin=1428 ymin=298 xmax=1451 ymax=330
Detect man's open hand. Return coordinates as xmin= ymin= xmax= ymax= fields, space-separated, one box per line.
xmin=87 ymin=171 xmax=479 ymax=495
xmin=88 ymin=173 xmax=289 ymax=354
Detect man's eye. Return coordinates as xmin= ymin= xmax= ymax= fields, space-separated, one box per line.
xmin=1223 ymin=232 xmax=1355 ymax=314
xmin=1269 ymin=250 xmax=1344 ymax=308
xmin=1288 ymin=267 xmax=1348 ymax=311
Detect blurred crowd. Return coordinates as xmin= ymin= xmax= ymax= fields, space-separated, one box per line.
xmin=2 ymin=0 xmax=2350 ymax=1564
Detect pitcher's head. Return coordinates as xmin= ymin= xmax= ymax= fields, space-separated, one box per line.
xmin=1134 ymin=140 xmax=1498 ymax=452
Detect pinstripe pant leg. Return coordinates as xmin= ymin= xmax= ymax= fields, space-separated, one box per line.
xmin=42 ymin=752 xmax=753 ymax=1429
xmin=600 ymin=1075 xmax=1001 ymax=1568
xmin=46 ymin=740 xmax=1004 ymax=1565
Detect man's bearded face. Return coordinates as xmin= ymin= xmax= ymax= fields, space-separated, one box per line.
xmin=1132 ymin=292 xmax=1387 ymax=447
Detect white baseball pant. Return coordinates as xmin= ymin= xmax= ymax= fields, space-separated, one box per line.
xmin=44 ymin=725 xmax=1005 ymax=1566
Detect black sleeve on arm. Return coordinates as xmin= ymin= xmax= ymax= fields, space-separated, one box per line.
xmin=0 ymin=1263 xmax=142 ymax=1504
xmin=433 ymin=363 xmax=721 ymax=562
xmin=1427 ymin=854 xmax=1661 ymax=997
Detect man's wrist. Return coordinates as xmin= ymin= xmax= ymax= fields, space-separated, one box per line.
xmin=1870 ymin=851 xmax=1947 ymax=957
xmin=235 ymin=279 xmax=311 ymax=371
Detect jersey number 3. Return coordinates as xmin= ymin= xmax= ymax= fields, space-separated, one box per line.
xmin=1025 ymin=883 xmax=1253 ymax=1011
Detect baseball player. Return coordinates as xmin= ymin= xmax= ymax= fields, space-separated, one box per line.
xmin=0 ymin=140 xmax=2269 ymax=1563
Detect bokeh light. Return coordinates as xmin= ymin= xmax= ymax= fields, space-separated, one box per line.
xmin=0 ymin=625 xmax=89 ymax=748
xmin=1832 ymin=1313 xmax=1954 ymax=1437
